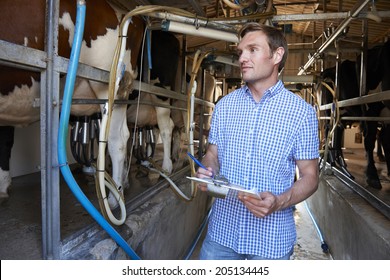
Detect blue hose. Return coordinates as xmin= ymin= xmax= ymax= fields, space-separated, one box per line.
xmin=146 ymin=29 xmax=152 ymax=70
xmin=303 ymin=201 xmax=329 ymax=253
xmin=184 ymin=208 xmax=211 ymax=260
xmin=57 ymin=1 xmax=140 ymax=260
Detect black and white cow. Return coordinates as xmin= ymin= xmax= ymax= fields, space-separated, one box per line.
xmin=0 ymin=0 xmax=144 ymax=202
xmin=321 ymin=40 xmax=390 ymax=189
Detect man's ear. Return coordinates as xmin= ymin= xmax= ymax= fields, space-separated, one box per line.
xmin=273 ymin=47 xmax=285 ymax=65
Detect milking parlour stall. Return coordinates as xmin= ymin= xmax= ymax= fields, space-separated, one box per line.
xmin=0 ymin=0 xmax=389 ymax=279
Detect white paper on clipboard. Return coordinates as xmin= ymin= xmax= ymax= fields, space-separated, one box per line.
xmin=186 ymin=176 xmax=260 ymax=198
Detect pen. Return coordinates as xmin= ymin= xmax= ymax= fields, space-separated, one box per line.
xmin=187 ymin=152 xmax=208 ymax=170
xmin=187 ymin=152 xmax=216 ymax=179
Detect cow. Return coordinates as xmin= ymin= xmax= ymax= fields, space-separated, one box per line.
xmin=0 ymin=0 xmax=144 ymax=203
xmin=127 ymin=41 xmax=219 ymax=176
xmin=127 ymin=30 xmax=180 ymax=175
xmin=320 ymin=40 xmax=390 ymax=189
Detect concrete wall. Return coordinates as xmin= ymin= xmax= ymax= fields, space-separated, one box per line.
xmin=306 ymin=174 xmax=390 ymax=259
xmin=62 ymin=179 xmax=211 ymax=260
xmin=124 ymin=187 xmax=210 ymax=260
xmin=343 ymin=125 xmax=364 ymax=149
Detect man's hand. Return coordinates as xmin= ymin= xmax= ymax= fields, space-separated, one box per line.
xmin=195 ymin=167 xmax=214 ymax=192
xmin=238 ymin=191 xmax=279 ymax=218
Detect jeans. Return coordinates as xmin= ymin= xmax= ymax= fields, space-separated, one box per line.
xmin=199 ymin=233 xmax=293 ymax=260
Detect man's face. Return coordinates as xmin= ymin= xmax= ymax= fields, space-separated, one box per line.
xmin=237 ymin=31 xmax=279 ymax=84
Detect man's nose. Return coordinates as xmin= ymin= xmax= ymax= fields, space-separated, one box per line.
xmin=238 ymin=51 xmax=248 ymax=63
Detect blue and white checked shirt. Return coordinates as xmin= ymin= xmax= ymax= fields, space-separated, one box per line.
xmin=207 ymin=80 xmax=319 ymax=258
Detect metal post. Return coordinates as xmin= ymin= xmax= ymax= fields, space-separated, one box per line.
xmin=359 ymin=19 xmax=368 ymax=98
xmin=198 ymin=69 xmax=206 ymax=158
xmin=41 ymin=0 xmax=61 ymax=259
xmin=180 ymin=35 xmax=187 ymax=95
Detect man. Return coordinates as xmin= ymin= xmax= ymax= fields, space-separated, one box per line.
xmin=196 ymin=22 xmax=319 ymax=260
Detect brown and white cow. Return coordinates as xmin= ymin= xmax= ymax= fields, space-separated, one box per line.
xmin=127 ymin=37 xmax=219 ymax=175
xmin=127 ymin=30 xmax=181 ymax=174
xmin=0 ymin=0 xmax=144 ymax=203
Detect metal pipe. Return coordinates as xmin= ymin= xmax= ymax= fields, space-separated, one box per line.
xmin=359 ymin=20 xmax=368 ymax=98
xmin=320 ymin=116 xmax=390 ymax=121
xmin=198 ymin=69 xmax=206 ymax=158
xmin=70 ymin=99 xmax=195 ymax=111
xmin=0 ymin=39 xmax=47 ymax=69
xmin=161 ymin=20 xmax=239 ymax=43
xmin=298 ymin=0 xmax=372 ymax=75
xmin=273 ymin=10 xmax=390 ymax=23
xmin=319 ymin=90 xmax=390 ymax=110
xmin=180 ymin=35 xmax=187 ymax=95
xmin=41 ymin=0 xmax=61 ymax=260
xmin=149 ymin=11 xmax=237 ymax=32
xmin=279 ymin=75 xmax=315 ymax=83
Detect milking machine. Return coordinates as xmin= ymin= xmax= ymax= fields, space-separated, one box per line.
xmin=58 ymin=0 xmax=139 ymax=260
xmin=69 ymin=113 xmax=101 ymax=170
xmin=132 ymin=126 xmax=156 ymax=161
xmin=58 ymin=2 xmax=227 ymax=260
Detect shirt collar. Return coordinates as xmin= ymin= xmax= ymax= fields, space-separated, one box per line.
xmin=243 ymin=80 xmax=284 ymax=102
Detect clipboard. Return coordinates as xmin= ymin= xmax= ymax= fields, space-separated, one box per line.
xmin=186 ymin=176 xmax=260 ymax=199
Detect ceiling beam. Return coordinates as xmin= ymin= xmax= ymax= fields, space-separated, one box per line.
xmin=274 ymin=1 xmax=328 ymax=6
xmin=132 ymin=0 xmax=151 ymax=5
xmin=187 ymin=0 xmax=207 ymax=17
xmin=273 ymin=10 xmax=390 ymax=23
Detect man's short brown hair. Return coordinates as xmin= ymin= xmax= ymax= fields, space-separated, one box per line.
xmin=238 ymin=22 xmax=288 ymax=72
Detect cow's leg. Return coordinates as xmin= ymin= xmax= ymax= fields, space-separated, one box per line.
xmin=0 ymin=126 xmax=14 ymax=201
xmin=382 ymin=125 xmax=390 ymax=177
xmin=107 ymin=105 xmax=130 ymax=197
xmin=107 ymin=72 xmax=134 ymax=207
xmin=171 ymin=126 xmax=182 ymax=163
xmin=364 ymin=120 xmax=382 ymax=189
xmin=376 ymin=128 xmax=385 ymax=162
xmin=156 ymin=105 xmax=174 ymax=174
xmin=380 ymin=107 xmax=390 ymax=176
xmin=331 ymin=123 xmax=354 ymax=178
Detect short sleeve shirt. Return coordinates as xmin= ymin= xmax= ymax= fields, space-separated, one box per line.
xmin=207 ymin=80 xmax=319 ymax=258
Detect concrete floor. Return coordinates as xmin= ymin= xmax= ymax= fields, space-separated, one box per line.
xmin=0 ymin=166 xmax=333 ymax=260
xmin=292 ymin=202 xmax=332 ymax=260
